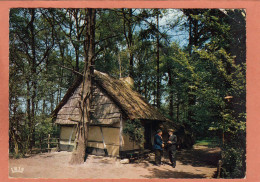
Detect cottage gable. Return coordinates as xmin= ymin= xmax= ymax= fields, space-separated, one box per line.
xmin=55 ymin=82 xmax=121 ymax=125
xmin=55 ymin=86 xmax=82 ymax=124
xmin=53 ymin=70 xmax=169 ymax=125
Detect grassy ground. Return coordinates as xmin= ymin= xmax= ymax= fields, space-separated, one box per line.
xmin=195 ymin=137 xmax=221 ymax=148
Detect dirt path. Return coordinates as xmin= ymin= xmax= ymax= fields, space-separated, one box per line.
xmin=9 ymin=145 xmax=221 ymax=179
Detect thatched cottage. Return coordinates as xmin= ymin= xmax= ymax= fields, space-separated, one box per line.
xmin=52 ymin=70 xmax=170 ymax=157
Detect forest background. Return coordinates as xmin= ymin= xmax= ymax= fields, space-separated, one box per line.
xmin=9 ymin=8 xmax=246 ymax=178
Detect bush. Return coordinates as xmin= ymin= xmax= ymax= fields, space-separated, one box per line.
xmin=221 ymin=145 xmax=246 ymax=178
xmin=123 ymin=119 xmax=145 ymax=148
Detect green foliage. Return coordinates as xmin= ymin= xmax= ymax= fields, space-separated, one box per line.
xmin=123 ymin=119 xmax=145 ymax=148
xmin=221 ymin=145 xmax=246 ymax=178
xmin=182 ymin=9 xmax=246 ymax=178
xmin=34 ymin=116 xmax=59 ymax=149
xmin=35 ymin=117 xmax=59 ymax=138
xmin=13 ymin=153 xmax=24 ymax=159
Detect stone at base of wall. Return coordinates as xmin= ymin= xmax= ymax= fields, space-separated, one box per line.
xmin=59 ymin=144 xmax=74 ymax=152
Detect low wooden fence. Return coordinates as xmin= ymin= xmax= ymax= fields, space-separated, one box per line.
xmin=46 ymin=134 xmax=59 ymax=153
xmin=30 ymin=134 xmax=59 ymax=154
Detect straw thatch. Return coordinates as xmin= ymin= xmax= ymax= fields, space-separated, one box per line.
xmin=52 ymin=70 xmax=169 ymax=125
xmin=94 ymin=71 xmax=167 ymax=121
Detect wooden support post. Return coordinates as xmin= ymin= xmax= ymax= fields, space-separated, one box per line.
xmin=217 ymin=160 xmax=222 ymax=178
xmin=56 ymin=138 xmax=59 ymax=150
xmin=40 ymin=134 xmax=42 ymax=153
xmin=100 ymin=126 xmax=108 ymax=156
xmin=119 ymin=114 xmax=123 ymax=152
xmin=48 ymin=134 xmax=50 ymax=153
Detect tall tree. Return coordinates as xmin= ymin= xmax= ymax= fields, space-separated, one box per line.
xmin=155 ymin=9 xmax=161 ymax=108
xmin=9 ymin=8 xmax=56 ymax=152
xmin=69 ymin=8 xmax=96 ymax=165
xmin=122 ymin=8 xmax=134 ymax=78
xmin=181 ymin=9 xmax=246 ymax=177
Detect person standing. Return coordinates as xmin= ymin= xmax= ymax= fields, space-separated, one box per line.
xmin=153 ymin=129 xmax=164 ymax=166
xmin=167 ymin=129 xmax=177 ymax=168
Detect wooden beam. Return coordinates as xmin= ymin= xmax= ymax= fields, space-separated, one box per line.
xmin=119 ymin=114 xmax=123 ymax=151
xmin=100 ymin=126 xmax=108 ymax=155
xmin=58 ymin=64 xmax=83 ymax=76
xmin=68 ymin=118 xmax=82 ymax=123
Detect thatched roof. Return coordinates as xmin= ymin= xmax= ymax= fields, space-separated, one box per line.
xmin=52 ymin=70 xmax=169 ymax=124
xmin=94 ymin=71 xmax=168 ymax=121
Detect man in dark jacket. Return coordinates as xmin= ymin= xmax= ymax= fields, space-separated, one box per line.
xmin=153 ymin=129 xmax=164 ymax=166
xmin=167 ymin=129 xmax=177 ymax=168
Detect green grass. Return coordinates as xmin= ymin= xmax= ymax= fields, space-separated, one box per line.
xmin=195 ymin=138 xmax=220 ymax=148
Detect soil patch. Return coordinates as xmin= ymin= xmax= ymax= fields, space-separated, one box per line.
xmin=9 ymin=145 xmax=220 ymax=179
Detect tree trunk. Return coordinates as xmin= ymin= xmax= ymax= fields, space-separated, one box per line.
xmin=29 ymin=8 xmax=37 ymax=150
xmin=188 ymin=87 xmax=196 ymax=123
xmin=156 ymin=11 xmax=160 ymax=108
xmin=73 ymin=9 xmax=81 ymax=73
xmin=128 ymin=9 xmax=134 ymax=78
xmin=185 ymin=10 xmax=198 ymax=124
xmin=188 ymin=16 xmax=192 ymax=55
xmin=137 ymin=56 xmax=142 ymax=92
xmin=50 ymin=93 xmax=54 ymax=112
xmin=69 ymin=8 xmax=96 ymax=165
xmin=11 ymin=96 xmax=19 ymax=155
xmin=144 ymin=74 xmax=148 ymax=99
xmin=153 ymin=81 xmax=156 ymax=106
xmin=176 ymin=97 xmax=180 ymax=123
xmin=118 ymin=52 xmax=122 ymax=78
xmin=168 ymin=68 xmax=173 ymax=119
xmin=122 ymin=8 xmax=134 ymax=78
xmin=57 ymin=41 xmax=65 ymax=105
xmin=42 ymin=99 xmax=46 ymax=114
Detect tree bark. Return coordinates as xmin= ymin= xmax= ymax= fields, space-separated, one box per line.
xmin=188 ymin=16 xmax=192 ymax=55
xmin=168 ymin=68 xmax=173 ymax=119
xmin=188 ymin=87 xmax=196 ymax=123
xmin=69 ymin=8 xmax=96 ymax=165
xmin=29 ymin=8 xmax=37 ymax=150
xmin=74 ymin=9 xmax=80 ymax=72
xmin=128 ymin=9 xmax=134 ymax=78
xmin=176 ymin=97 xmax=180 ymax=123
xmin=57 ymin=40 xmax=65 ymax=105
xmin=156 ymin=10 xmax=161 ymax=108
xmin=184 ymin=10 xmax=198 ymax=124
xmin=144 ymin=74 xmax=148 ymax=99
xmin=10 ymin=96 xmax=19 ymax=155
xmin=122 ymin=9 xmax=134 ymax=78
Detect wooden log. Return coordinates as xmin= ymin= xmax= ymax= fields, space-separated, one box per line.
xmin=68 ymin=118 xmax=82 ymax=123
xmin=44 ymin=138 xmax=59 ymax=140
xmin=89 ymin=109 xmax=95 ymax=113
xmin=48 ymin=142 xmax=59 ymax=144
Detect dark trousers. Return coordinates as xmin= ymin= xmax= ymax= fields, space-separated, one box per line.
xmin=155 ymin=149 xmax=163 ymax=165
xmin=169 ymin=149 xmax=176 ymax=167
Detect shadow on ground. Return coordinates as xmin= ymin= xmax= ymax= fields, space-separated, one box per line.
xmin=142 ymin=168 xmax=206 ymax=178
xmin=133 ymin=145 xmax=220 ymax=170
xmin=175 ymin=146 xmax=221 ymax=168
